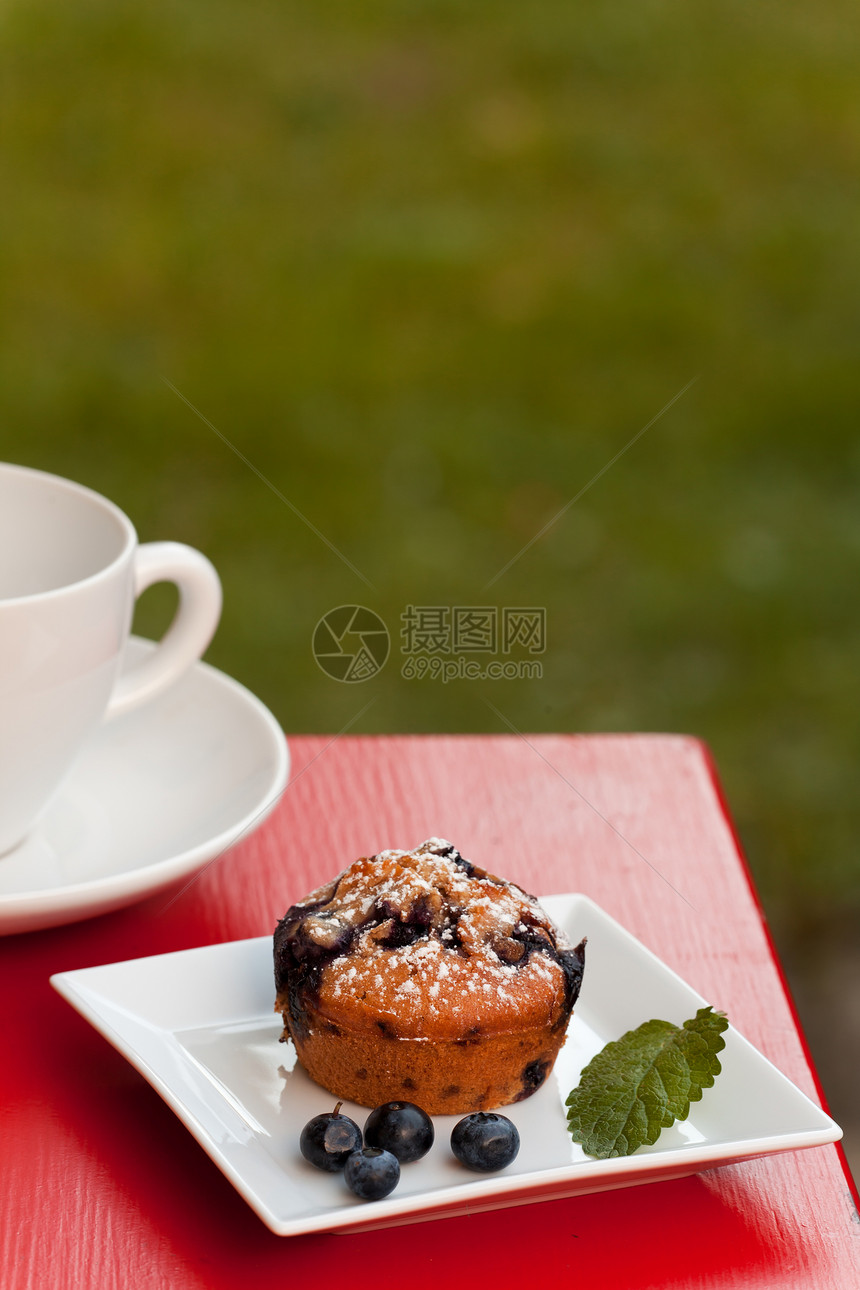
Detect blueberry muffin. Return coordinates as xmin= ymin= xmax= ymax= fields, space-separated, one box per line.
xmin=273 ymin=839 xmax=585 ymax=1115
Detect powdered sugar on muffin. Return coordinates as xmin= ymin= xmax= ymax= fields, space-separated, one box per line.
xmin=274 ymin=839 xmax=585 ymax=1113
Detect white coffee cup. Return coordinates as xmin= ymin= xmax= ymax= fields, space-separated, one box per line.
xmin=0 ymin=462 xmax=223 ymax=855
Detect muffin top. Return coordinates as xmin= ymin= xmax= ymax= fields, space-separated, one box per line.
xmin=274 ymin=839 xmax=585 ymax=1041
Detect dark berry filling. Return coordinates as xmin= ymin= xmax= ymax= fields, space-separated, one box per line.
xmin=274 ymin=909 xmax=359 ymax=1039
xmin=504 ymin=915 xmax=586 ymax=1021
xmin=514 ymin=1058 xmax=550 ymax=1101
xmin=374 ymin=892 xmax=437 ymax=948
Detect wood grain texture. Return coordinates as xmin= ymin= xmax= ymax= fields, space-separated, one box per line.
xmin=2 ymin=734 xmax=858 ymax=1289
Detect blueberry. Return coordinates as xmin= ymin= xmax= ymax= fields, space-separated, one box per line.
xmin=300 ymin=1102 xmax=362 ymax=1171
xmin=450 ymin=1112 xmax=520 ymax=1172
xmin=344 ymin=1147 xmax=400 ymax=1200
xmin=364 ymin=1101 xmax=434 ymax=1163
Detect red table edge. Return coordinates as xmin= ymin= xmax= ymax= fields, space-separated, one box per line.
xmin=698 ymin=739 xmax=859 ymax=1209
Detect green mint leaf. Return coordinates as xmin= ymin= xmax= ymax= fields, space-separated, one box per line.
xmin=565 ymin=1006 xmax=729 ymax=1159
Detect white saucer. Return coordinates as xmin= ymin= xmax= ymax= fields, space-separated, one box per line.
xmin=0 ymin=637 xmax=289 ymax=935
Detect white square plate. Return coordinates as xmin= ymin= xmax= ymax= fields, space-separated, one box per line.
xmin=50 ymin=894 xmax=841 ymax=1236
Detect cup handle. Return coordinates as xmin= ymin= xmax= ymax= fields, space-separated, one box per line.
xmin=105 ymin=541 xmax=223 ymax=719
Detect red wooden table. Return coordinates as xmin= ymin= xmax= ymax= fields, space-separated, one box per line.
xmin=3 ymin=735 xmax=858 ymax=1288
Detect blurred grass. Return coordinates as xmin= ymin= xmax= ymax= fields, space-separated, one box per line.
xmin=2 ymin=0 xmax=859 ymax=1144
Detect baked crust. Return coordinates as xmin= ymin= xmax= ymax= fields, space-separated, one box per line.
xmin=273 ymin=839 xmax=585 ymax=1114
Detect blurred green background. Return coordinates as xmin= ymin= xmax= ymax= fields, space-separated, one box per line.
xmin=2 ymin=0 xmax=858 ymax=1171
